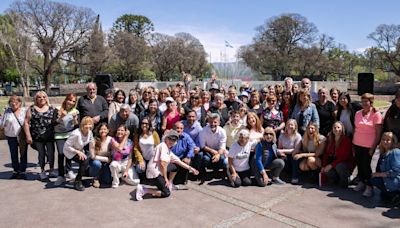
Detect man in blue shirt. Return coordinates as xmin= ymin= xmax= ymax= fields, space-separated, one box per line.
xmin=169 ymin=121 xmax=196 ymax=186
xmin=182 ymin=110 xmax=202 ymax=149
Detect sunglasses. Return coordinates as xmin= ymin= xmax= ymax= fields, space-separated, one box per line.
xmin=267 ymin=100 xmax=276 ymax=103
xmin=191 ymin=97 xmax=200 ymax=100
xmin=264 ymin=132 xmax=274 ymax=136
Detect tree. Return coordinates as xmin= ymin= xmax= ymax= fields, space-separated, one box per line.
xmin=239 ymin=13 xmax=318 ymax=80
xmin=112 ymin=14 xmax=154 ymax=38
xmin=9 ymin=0 xmax=96 ymax=93
xmin=108 ymin=31 xmax=149 ymax=81
xmin=88 ymin=14 xmax=107 ymax=80
xmin=0 ymin=13 xmax=32 ymax=96
xmin=368 ymin=24 xmax=400 ymax=78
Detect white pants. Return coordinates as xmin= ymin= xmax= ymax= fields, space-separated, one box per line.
xmin=110 ymin=160 xmax=140 ymax=187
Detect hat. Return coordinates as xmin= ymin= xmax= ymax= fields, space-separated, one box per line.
xmin=209 ymin=83 xmax=219 ymax=91
xmin=238 ymin=91 xmax=249 ymax=99
xmin=165 ymin=130 xmax=179 ymax=141
xmin=165 ymin=97 xmax=174 ymax=103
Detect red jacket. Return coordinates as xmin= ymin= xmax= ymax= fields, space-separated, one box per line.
xmin=323 ymin=135 xmax=356 ymax=169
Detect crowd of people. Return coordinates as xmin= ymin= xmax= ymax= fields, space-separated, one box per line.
xmin=1 ymin=77 xmax=400 ymax=203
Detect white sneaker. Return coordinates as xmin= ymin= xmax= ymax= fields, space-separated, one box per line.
xmin=291 ymin=178 xmax=299 ymax=184
xmin=362 ymin=186 xmax=374 ymax=198
xmin=354 ymin=182 xmax=366 ymax=192
xmin=67 ymin=171 xmax=76 ymax=180
xmin=112 ymin=183 xmax=119 ymax=189
xmin=54 ymin=176 xmax=66 ymax=186
xmin=39 ymin=171 xmax=48 ymax=180
xmin=136 ymin=184 xmax=144 ymax=201
xmin=169 ymin=183 xmax=178 ymax=191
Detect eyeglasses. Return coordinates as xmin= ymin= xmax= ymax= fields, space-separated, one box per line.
xmin=191 ymin=97 xmax=200 ymax=100
xmin=264 ymin=132 xmax=274 ymax=136
xmin=267 ymin=100 xmax=276 ymax=103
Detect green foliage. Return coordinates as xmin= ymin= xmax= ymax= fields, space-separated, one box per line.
xmin=112 ymin=14 xmax=154 ymax=37
xmin=4 ymin=67 xmax=18 ymax=82
xmin=137 ymin=69 xmax=156 ymax=80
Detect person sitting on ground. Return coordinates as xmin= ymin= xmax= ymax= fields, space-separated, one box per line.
xmin=321 ymin=121 xmax=355 ymax=188
xmin=227 ymin=129 xmax=253 ymax=188
xmin=252 ymin=127 xmax=286 ymax=186
xmin=371 ymin=132 xmax=400 ymax=203
xmin=292 ymin=122 xmax=326 ymax=183
xmin=277 ymin=119 xmax=302 ymax=184
xmin=109 ymin=125 xmax=140 ymax=188
xmin=199 ymin=113 xmax=228 ymax=184
xmin=62 ymin=116 xmax=94 ymax=191
xmin=135 ymin=130 xmax=199 ymax=201
xmin=89 ymin=123 xmax=112 ymax=188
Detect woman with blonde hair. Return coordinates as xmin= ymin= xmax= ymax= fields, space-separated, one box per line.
xmin=321 ymin=121 xmax=355 ymax=187
xmin=63 ymin=116 xmax=94 ymax=191
xmin=353 ymin=93 xmax=383 ymax=197
xmin=292 ymin=122 xmax=326 ymax=184
xmin=25 ymin=91 xmax=58 ymax=181
xmin=371 ymin=132 xmax=400 ymax=202
xmin=252 ymin=127 xmax=286 ymax=186
xmin=278 ymin=119 xmax=302 ymax=183
xmin=290 ymin=89 xmax=319 ymax=135
xmin=0 ymin=95 xmax=28 ymax=179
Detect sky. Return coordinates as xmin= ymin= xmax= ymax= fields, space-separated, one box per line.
xmin=1 ymin=0 xmax=400 ymax=62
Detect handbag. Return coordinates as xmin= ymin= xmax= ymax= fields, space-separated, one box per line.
xmin=13 ymin=111 xmax=28 ymax=152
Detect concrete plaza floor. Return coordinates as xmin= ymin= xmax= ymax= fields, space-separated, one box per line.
xmin=0 ymin=140 xmax=399 ymax=228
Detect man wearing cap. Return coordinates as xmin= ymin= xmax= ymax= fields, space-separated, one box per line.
xmin=209 ymin=83 xmax=220 ymax=102
xmin=238 ymin=91 xmax=250 ymax=105
xmin=108 ymin=104 xmax=139 ymax=137
xmin=199 ymin=113 xmax=228 ymax=183
xmin=135 ymin=130 xmax=199 ymax=200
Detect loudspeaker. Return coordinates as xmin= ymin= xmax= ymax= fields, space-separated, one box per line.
xmin=358 ymin=73 xmax=374 ymax=96
xmin=94 ymin=74 xmax=113 ymax=97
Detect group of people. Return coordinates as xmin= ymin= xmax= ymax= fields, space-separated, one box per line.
xmin=1 ymin=77 xmax=399 ymax=203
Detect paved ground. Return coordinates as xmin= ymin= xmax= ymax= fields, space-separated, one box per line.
xmin=0 ymin=140 xmax=399 ymax=228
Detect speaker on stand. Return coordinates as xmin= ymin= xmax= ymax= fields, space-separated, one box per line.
xmin=94 ymin=74 xmax=113 ymax=97
xmin=357 ymin=73 xmax=374 ymax=96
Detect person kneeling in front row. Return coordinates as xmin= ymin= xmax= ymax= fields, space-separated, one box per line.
xmin=135 ymin=130 xmax=199 ymax=201
xmin=227 ymin=129 xmax=252 ymax=187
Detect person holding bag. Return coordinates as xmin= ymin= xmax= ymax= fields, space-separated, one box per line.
xmin=0 ymin=96 xmax=28 ymax=179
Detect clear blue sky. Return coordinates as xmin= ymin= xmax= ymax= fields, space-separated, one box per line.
xmin=1 ymin=0 xmax=400 ymax=62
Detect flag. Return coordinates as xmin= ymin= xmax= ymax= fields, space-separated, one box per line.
xmin=225 ymin=40 xmax=233 ymax=48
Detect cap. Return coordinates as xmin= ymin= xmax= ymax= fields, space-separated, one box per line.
xmin=165 ymin=130 xmax=179 ymax=141
xmin=165 ymin=97 xmax=174 ymax=103
xmin=238 ymin=91 xmax=249 ymax=98
xmin=209 ymin=83 xmax=219 ymax=91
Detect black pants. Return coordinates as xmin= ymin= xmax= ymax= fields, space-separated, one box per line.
xmin=354 ymin=145 xmax=372 ymax=186
xmin=55 ymin=139 xmax=72 ymax=177
xmin=34 ymin=141 xmax=55 ymax=170
xmin=70 ymin=155 xmax=89 ymax=182
xmin=324 ymin=163 xmax=350 ymax=187
xmin=150 ymin=175 xmax=171 ymax=198
xmin=231 ymin=169 xmax=252 ymax=188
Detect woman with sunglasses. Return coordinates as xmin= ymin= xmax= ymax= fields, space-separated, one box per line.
xmin=183 ymin=94 xmax=205 ymax=124
xmin=252 ymin=127 xmax=286 ymax=186
xmin=136 ymin=87 xmax=152 ymax=115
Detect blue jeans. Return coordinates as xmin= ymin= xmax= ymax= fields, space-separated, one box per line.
xmin=202 ymin=152 xmax=227 ymax=172
xmin=6 ymin=136 xmax=27 ymax=173
xmin=89 ymin=159 xmax=112 ymax=184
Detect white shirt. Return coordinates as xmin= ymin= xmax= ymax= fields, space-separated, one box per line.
xmin=139 ymin=135 xmax=155 ymax=161
xmin=228 ymin=141 xmax=252 ymax=172
xmin=63 ymin=129 xmax=94 ymax=159
xmin=146 ymin=142 xmax=179 ymax=179
xmin=199 ymin=125 xmax=227 ymax=151
xmin=0 ymin=107 xmax=26 ymax=137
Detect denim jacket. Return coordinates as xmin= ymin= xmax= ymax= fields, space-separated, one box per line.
xmin=290 ymin=103 xmax=320 ymax=134
xmin=380 ymin=148 xmax=400 ymax=192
